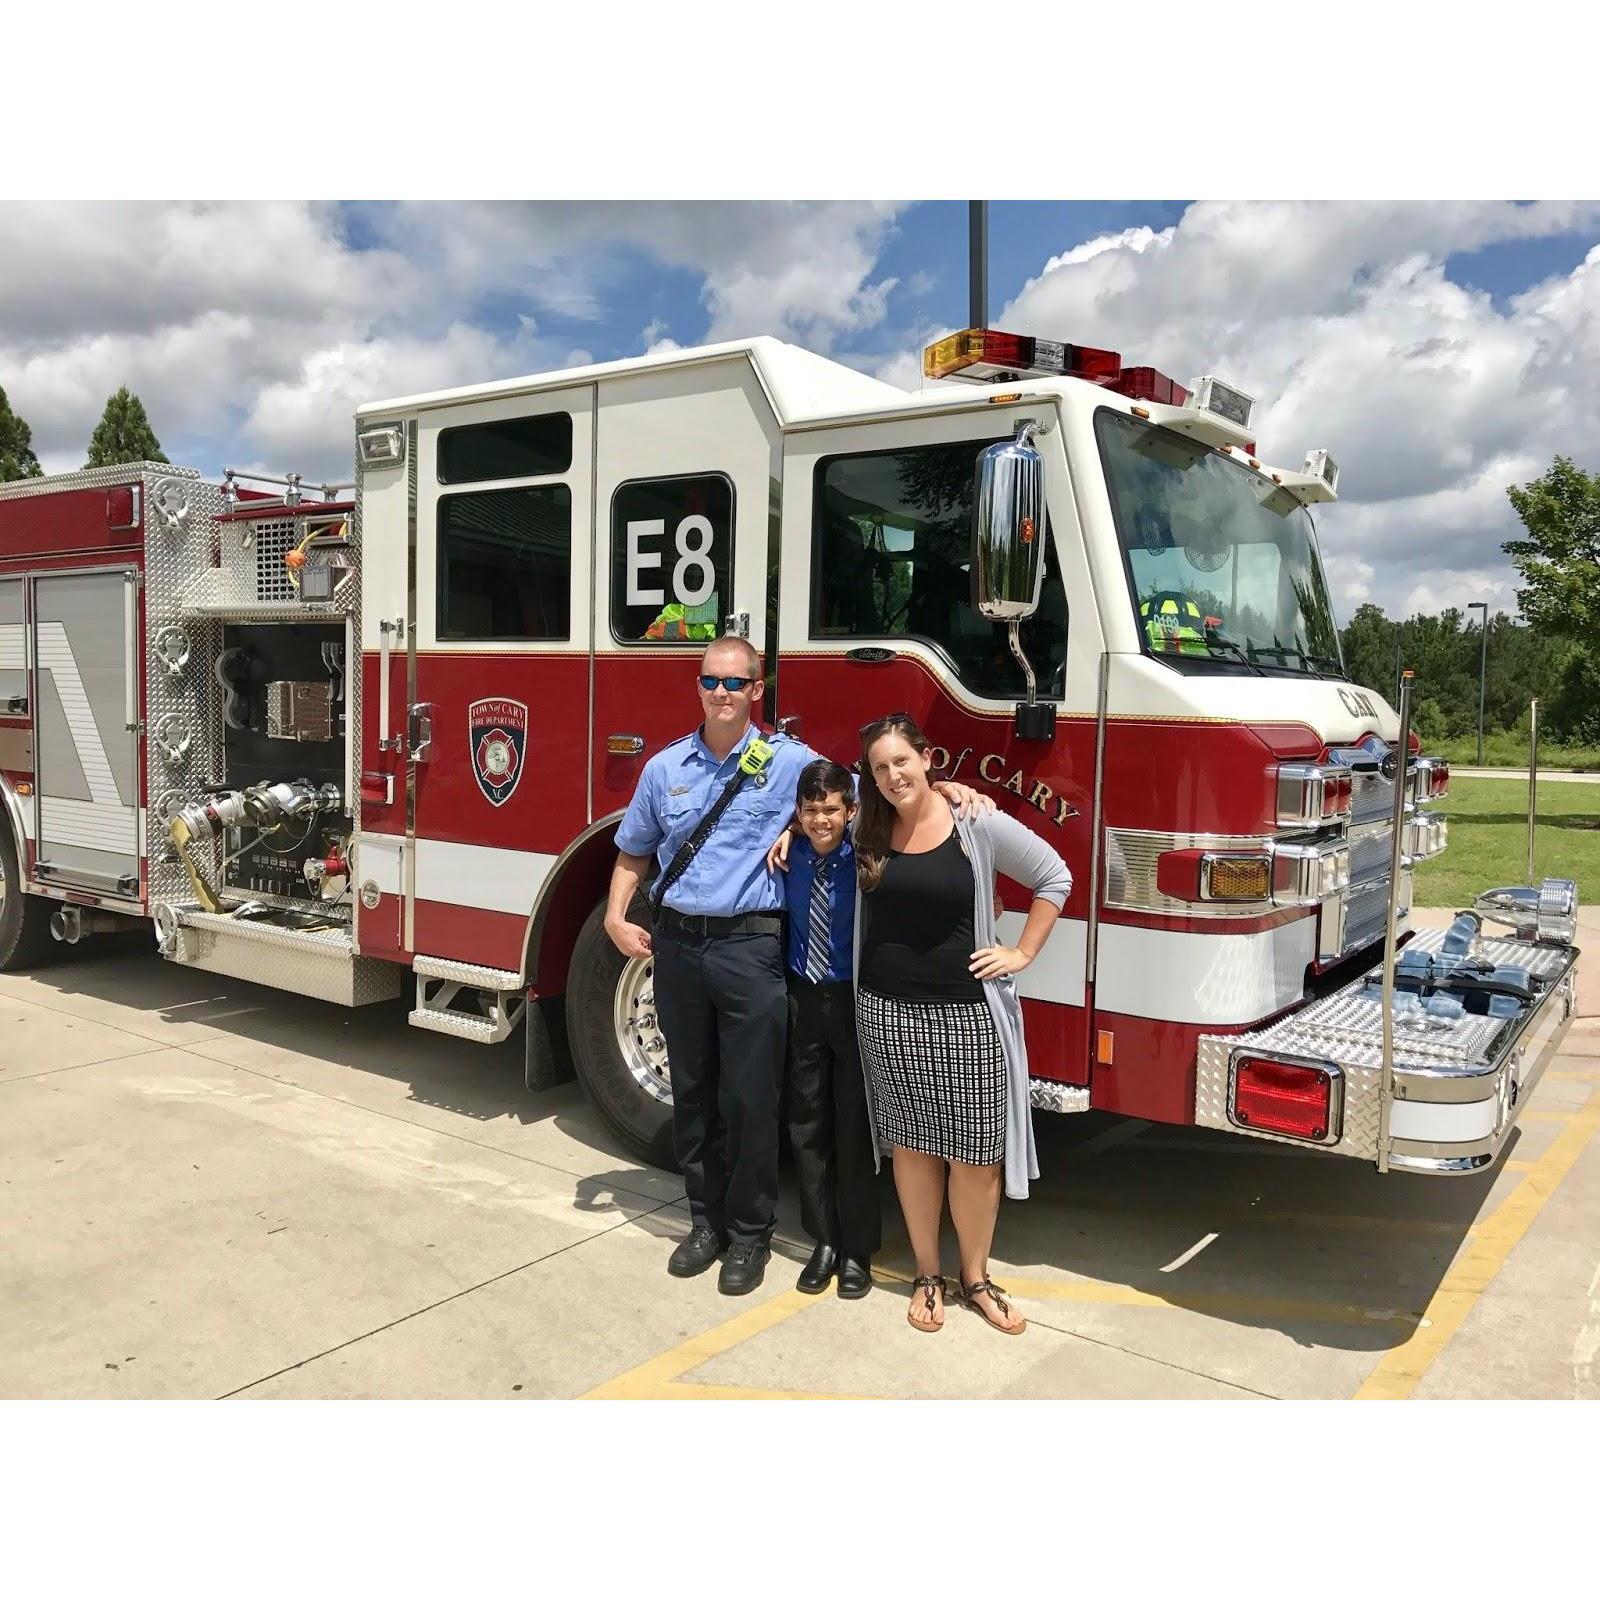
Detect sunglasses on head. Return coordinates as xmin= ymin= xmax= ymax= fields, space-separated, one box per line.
xmin=699 ymin=674 xmax=755 ymax=692
xmin=859 ymin=711 xmax=914 ymax=737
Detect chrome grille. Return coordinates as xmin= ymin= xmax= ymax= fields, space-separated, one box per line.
xmin=1348 ymin=825 xmax=1393 ymax=886
xmin=1350 ymin=767 xmax=1394 ymax=826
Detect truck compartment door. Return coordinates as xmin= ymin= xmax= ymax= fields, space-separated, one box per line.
xmin=29 ymin=568 xmax=142 ymax=897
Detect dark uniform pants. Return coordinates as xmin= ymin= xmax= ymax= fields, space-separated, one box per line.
xmin=785 ymin=975 xmax=882 ymax=1258
xmin=651 ymin=926 xmax=787 ymax=1247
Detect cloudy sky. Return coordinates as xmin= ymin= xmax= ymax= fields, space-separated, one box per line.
xmin=3 ymin=199 xmax=1597 ymax=621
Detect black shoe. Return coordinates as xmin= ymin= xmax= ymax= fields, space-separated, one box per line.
xmin=796 ymin=1242 xmax=839 ymax=1294
xmin=667 ymin=1225 xmax=726 ymax=1278
xmin=718 ymin=1241 xmax=770 ymax=1296
xmin=837 ymin=1255 xmax=873 ymax=1299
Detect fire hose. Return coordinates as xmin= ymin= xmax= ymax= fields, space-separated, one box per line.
xmin=168 ymin=779 xmax=342 ymax=913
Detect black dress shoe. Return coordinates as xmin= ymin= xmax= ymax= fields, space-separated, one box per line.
xmin=667 ymin=1225 xmax=726 ymax=1278
xmin=796 ymin=1242 xmax=839 ymax=1294
xmin=718 ymin=1241 xmax=770 ymax=1295
xmin=837 ymin=1255 xmax=873 ymax=1299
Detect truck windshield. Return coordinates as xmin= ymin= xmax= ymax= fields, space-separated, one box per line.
xmin=1096 ymin=409 xmax=1344 ymax=677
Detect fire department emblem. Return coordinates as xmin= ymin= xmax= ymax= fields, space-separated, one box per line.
xmin=469 ymin=697 xmax=528 ymax=808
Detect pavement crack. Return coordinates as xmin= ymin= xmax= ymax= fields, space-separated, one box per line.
xmin=209 ymin=1056 xmax=680 ymax=1211
xmin=0 ymin=1043 xmax=173 ymax=1086
xmin=215 ymin=1198 xmax=680 ymax=1399
xmin=1024 ymin=1316 xmax=1281 ymax=1399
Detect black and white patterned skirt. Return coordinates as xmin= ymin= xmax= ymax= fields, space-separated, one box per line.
xmin=855 ymin=989 xmax=1006 ymax=1166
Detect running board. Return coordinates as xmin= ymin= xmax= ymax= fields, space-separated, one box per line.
xmin=1030 ymin=1081 xmax=1091 ymax=1114
xmin=408 ymin=966 xmax=527 ymax=1044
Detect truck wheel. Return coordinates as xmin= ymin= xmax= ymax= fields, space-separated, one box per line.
xmin=0 ymin=820 xmax=55 ymax=971
xmin=566 ymin=895 xmax=676 ymax=1171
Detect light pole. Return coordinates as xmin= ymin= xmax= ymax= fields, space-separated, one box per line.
xmin=969 ymin=201 xmax=988 ymax=328
xmin=1467 ymin=600 xmax=1488 ymax=765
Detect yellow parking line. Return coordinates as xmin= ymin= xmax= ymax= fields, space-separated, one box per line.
xmin=1354 ymin=1088 xmax=1600 ymax=1401
xmin=1519 ymin=1110 xmax=1576 ymax=1124
xmin=584 ymin=1288 xmax=821 ymax=1399
xmin=652 ymin=1380 xmax=867 ymax=1400
xmin=1547 ymin=1069 xmax=1600 ymax=1083
xmin=1504 ymin=1159 xmax=1537 ymax=1172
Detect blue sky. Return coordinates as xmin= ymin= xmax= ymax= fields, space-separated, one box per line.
xmin=3 ymin=199 xmax=1598 ymax=619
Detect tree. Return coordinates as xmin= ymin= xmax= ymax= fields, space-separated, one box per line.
xmin=1504 ymin=456 xmax=1600 ymax=642
xmin=0 ymin=385 xmax=43 ymax=481
xmin=84 ymin=387 xmax=168 ymax=468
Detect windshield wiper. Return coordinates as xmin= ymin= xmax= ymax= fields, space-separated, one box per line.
xmin=1202 ymin=634 xmax=1265 ymax=676
xmin=1248 ymin=643 xmax=1330 ymax=679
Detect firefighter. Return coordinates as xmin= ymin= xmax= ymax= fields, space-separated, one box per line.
xmin=604 ymin=637 xmax=989 ymax=1295
xmin=1139 ymin=590 xmax=1209 ymax=656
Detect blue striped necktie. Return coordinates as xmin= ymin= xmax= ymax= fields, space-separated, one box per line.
xmin=805 ymin=862 xmax=832 ymax=983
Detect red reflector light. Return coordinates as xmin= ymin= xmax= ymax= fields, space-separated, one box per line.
xmin=1111 ymin=366 xmax=1190 ymax=406
xmin=1325 ymin=771 xmax=1353 ymax=817
xmin=1232 ymin=1057 xmax=1334 ymax=1142
xmin=105 ymin=485 xmax=137 ymax=530
xmin=1431 ymin=761 xmax=1450 ymax=798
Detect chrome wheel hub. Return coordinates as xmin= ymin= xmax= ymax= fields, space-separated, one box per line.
xmin=614 ymin=955 xmax=672 ymax=1104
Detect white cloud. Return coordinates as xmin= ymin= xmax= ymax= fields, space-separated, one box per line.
xmin=990 ymin=201 xmax=1600 ymax=618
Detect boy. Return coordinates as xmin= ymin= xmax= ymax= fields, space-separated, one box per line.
xmin=780 ymin=759 xmax=881 ymax=1297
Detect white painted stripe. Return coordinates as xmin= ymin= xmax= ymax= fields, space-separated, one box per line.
xmin=35 ymin=621 xmax=122 ymax=806
xmin=999 ymin=911 xmax=1086 ymax=1005
xmin=1160 ymin=1232 xmax=1219 ymax=1273
xmin=412 ymin=837 xmax=556 ymax=916
xmin=1095 ymin=918 xmax=1317 ymax=1025
xmin=1389 ymin=1095 xmax=1498 ymax=1145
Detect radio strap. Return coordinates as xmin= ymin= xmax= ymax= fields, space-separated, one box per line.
xmin=649 ymin=736 xmax=774 ymax=913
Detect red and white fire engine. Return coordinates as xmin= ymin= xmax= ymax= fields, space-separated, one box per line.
xmin=0 ymin=327 xmax=1579 ymax=1176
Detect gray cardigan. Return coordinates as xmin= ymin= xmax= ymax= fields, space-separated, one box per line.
xmin=850 ymin=806 xmax=1073 ymax=1200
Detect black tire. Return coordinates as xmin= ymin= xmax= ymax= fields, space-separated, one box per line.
xmin=0 ymin=818 xmax=56 ymax=971
xmin=565 ymin=893 xmax=677 ymax=1171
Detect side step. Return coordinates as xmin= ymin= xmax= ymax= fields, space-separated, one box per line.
xmin=408 ymin=956 xmax=527 ymax=1044
xmin=1030 ymin=1081 xmax=1091 ymax=1114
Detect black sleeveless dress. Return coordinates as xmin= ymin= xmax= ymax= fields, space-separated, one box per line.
xmin=856 ymin=832 xmax=1006 ymax=1165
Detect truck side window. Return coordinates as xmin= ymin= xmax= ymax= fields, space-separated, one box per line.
xmin=811 ymin=439 xmax=1066 ymax=701
xmin=438 ymin=413 xmax=573 ymax=484
xmin=437 ymin=486 xmax=572 ymax=640
xmin=610 ymin=474 xmax=735 ymax=644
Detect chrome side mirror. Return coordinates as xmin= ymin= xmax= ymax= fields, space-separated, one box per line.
xmin=973 ymin=422 xmax=1055 ymax=741
xmin=973 ymin=423 xmax=1047 ymax=622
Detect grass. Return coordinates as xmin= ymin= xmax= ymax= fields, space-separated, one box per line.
xmin=1425 ymin=732 xmax=1600 ymax=771
xmin=1412 ymin=776 xmax=1600 ymax=909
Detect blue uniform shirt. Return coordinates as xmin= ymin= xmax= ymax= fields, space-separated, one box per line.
xmin=615 ymin=724 xmax=820 ymax=917
xmin=782 ymin=834 xmax=856 ymax=984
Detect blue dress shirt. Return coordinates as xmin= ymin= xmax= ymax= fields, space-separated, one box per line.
xmin=782 ymin=834 xmax=856 ymax=984
xmin=614 ymin=724 xmax=821 ymax=917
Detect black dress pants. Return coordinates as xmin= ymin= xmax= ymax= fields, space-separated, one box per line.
xmin=651 ymin=926 xmax=787 ymax=1247
xmin=785 ymin=975 xmax=882 ymax=1258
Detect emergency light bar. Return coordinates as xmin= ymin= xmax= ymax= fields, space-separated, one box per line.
xmin=924 ymin=327 xmax=1120 ymax=384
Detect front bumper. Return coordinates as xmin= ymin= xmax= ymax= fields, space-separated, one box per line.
xmin=1196 ymin=927 xmax=1579 ymax=1174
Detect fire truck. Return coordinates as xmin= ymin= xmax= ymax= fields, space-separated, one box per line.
xmin=0 ymin=327 xmax=1579 ymax=1177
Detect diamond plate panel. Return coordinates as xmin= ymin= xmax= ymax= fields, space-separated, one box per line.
xmin=0 ymin=462 xmax=194 ymax=501
xmin=169 ymin=908 xmax=398 ymax=1005
xmin=1195 ymin=926 xmax=1578 ymax=1162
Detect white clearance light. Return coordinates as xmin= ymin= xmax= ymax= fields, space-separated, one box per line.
xmin=1190 ymin=375 xmax=1255 ymax=432
xmin=1305 ymin=449 xmax=1339 ymax=493
xmin=358 ymin=424 xmax=406 ymax=468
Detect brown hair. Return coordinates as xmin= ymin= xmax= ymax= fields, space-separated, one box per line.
xmin=855 ymin=713 xmax=931 ymax=894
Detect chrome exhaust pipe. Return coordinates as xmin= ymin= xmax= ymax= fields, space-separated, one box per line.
xmin=49 ymin=907 xmax=129 ymax=944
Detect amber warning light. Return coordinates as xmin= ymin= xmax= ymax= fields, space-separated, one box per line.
xmin=923 ymin=328 xmax=1194 ymax=409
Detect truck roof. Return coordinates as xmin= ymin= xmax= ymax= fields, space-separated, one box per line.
xmin=354 ymin=335 xmax=1070 ymax=430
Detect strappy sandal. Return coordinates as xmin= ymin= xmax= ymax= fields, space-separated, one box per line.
xmin=961 ymin=1277 xmax=1026 ymax=1336
xmin=907 ymin=1274 xmax=946 ymax=1333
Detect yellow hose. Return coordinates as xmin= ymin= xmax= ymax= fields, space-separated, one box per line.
xmin=169 ymin=813 xmax=225 ymax=914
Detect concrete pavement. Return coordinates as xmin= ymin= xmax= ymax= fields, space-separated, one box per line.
xmin=2 ymin=924 xmax=1596 ymax=1400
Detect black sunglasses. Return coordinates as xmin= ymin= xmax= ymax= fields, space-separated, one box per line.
xmin=859 ymin=710 xmax=914 ymax=737
xmin=699 ymin=674 xmax=756 ymax=692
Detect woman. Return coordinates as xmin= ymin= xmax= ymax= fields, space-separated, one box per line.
xmin=853 ymin=713 xmax=1071 ymax=1335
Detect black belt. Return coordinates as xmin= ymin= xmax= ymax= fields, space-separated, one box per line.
xmin=654 ymin=907 xmax=783 ymax=940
